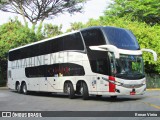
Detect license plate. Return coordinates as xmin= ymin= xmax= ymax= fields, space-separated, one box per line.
xmin=130 ymin=92 xmax=135 ymax=95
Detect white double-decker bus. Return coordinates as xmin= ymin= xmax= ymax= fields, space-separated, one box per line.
xmin=7 ymin=26 xmax=157 ymax=99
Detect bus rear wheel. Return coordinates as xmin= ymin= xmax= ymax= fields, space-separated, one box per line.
xmin=80 ymin=82 xmax=89 ymax=100
xmin=22 ymin=82 xmax=28 ymax=95
xmin=66 ymin=82 xmax=75 ymax=99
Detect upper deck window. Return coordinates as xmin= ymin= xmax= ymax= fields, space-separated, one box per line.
xmin=81 ymin=29 xmax=106 ymax=46
xmin=9 ymin=32 xmax=84 ymax=61
xmin=103 ymin=27 xmax=140 ymax=50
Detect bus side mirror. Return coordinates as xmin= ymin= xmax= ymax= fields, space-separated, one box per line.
xmin=89 ymin=45 xmax=120 ymax=59
xmin=141 ymin=48 xmax=157 ymax=61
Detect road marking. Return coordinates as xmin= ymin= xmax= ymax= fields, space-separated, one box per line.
xmin=141 ymin=101 xmax=160 ymax=110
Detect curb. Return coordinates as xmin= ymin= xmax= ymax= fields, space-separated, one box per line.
xmin=147 ymin=89 xmax=160 ymax=91
xmin=0 ymin=87 xmax=9 ymax=90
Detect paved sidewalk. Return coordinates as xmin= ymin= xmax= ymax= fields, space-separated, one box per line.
xmin=0 ymin=86 xmax=9 ymax=90
xmin=147 ymin=88 xmax=160 ymax=91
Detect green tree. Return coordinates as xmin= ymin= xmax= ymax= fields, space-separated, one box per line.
xmin=36 ymin=21 xmax=45 ymax=40
xmin=0 ymin=19 xmax=38 ymax=59
xmin=67 ymin=18 xmax=101 ymax=32
xmin=0 ymin=0 xmax=7 ymax=4
xmin=0 ymin=18 xmax=38 ymax=80
xmin=105 ymin=0 xmax=160 ymax=25
xmin=67 ymin=22 xmax=84 ymax=32
xmin=43 ymin=23 xmax=63 ymax=38
xmin=0 ymin=0 xmax=88 ymax=26
xmin=85 ymin=18 xmax=102 ymax=27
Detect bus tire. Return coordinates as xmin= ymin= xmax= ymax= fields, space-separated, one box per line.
xmin=81 ymin=82 xmax=89 ymax=100
xmin=67 ymin=82 xmax=75 ymax=99
xmin=22 ymin=82 xmax=28 ymax=95
xmin=16 ymin=83 xmax=21 ymax=93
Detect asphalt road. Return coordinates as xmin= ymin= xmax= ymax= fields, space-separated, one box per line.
xmin=0 ymin=88 xmax=160 ymax=120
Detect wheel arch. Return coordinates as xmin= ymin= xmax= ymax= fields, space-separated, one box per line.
xmin=21 ymin=81 xmax=27 ymax=89
xmin=21 ymin=81 xmax=26 ymax=86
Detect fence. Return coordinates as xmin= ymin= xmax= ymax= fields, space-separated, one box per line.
xmin=146 ymin=74 xmax=160 ymax=88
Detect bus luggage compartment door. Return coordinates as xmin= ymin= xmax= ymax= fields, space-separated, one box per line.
xmin=97 ymin=75 xmax=109 ymax=92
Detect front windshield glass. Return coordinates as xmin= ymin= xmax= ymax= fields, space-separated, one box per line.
xmin=110 ymin=53 xmax=145 ymax=80
xmin=103 ymin=27 xmax=140 ymax=50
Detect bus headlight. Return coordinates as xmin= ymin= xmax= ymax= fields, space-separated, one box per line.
xmin=142 ymin=80 xmax=146 ymax=85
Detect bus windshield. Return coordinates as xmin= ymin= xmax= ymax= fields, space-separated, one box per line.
xmin=110 ymin=53 xmax=145 ymax=80
xmin=103 ymin=27 xmax=140 ymax=50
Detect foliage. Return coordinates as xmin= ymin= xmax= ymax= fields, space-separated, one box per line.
xmin=43 ymin=23 xmax=63 ymax=38
xmin=0 ymin=0 xmax=88 ymax=26
xmin=0 ymin=79 xmax=6 ymax=87
xmin=67 ymin=22 xmax=85 ymax=32
xmin=105 ymin=0 xmax=160 ymax=25
xmin=36 ymin=21 xmax=45 ymax=40
xmin=146 ymin=74 xmax=160 ymax=88
xmin=0 ymin=18 xmax=38 ymax=80
xmin=0 ymin=0 xmax=8 ymax=4
xmin=0 ymin=18 xmax=38 ymax=59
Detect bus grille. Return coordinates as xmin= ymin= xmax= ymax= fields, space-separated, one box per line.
xmin=122 ymin=84 xmax=144 ymax=88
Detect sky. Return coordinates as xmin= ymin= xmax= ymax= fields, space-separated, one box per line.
xmin=0 ymin=0 xmax=112 ymax=31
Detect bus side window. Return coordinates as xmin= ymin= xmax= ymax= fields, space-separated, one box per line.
xmin=63 ymin=33 xmax=84 ymax=51
xmin=81 ymin=28 xmax=105 ymax=46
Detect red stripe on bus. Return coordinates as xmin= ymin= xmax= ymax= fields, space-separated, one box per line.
xmin=109 ymin=76 xmax=115 ymax=92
